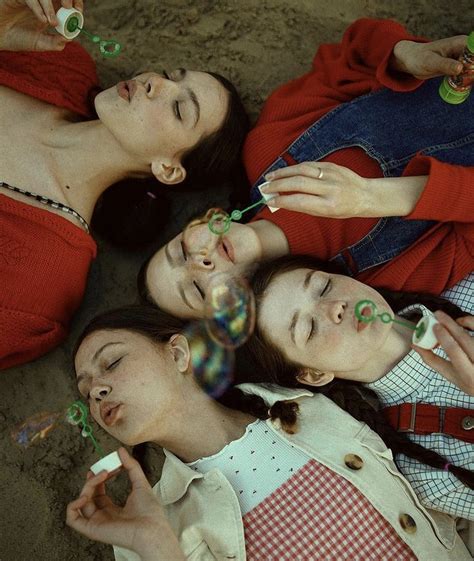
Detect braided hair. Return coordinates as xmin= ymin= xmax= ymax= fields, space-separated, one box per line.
xmin=235 ymin=255 xmax=474 ymax=490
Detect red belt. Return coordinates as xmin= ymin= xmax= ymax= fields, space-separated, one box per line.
xmin=383 ymin=403 xmax=474 ymax=443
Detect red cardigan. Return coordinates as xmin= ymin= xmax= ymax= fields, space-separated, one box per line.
xmin=0 ymin=43 xmax=99 ymax=370
xmin=245 ymin=19 xmax=474 ymax=295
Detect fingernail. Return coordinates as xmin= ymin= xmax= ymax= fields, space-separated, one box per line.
xmin=260 ymin=184 xmax=269 ymax=192
xmin=265 ymin=172 xmax=275 ymax=180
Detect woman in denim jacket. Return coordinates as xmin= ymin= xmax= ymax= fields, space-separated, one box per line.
xmin=67 ymin=305 xmax=471 ymax=561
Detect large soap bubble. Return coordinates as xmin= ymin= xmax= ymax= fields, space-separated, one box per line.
xmin=185 ymin=322 xmax=235 ymax=397
xmin=204 ymin=274 xmax=256 ymax=349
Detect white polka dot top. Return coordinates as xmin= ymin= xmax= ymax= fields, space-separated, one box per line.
xmin=187 ymin=419 xmax=310 ymax=515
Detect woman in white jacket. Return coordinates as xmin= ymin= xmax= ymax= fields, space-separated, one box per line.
xmin=67 ymin=305 xmax=471 ymax=561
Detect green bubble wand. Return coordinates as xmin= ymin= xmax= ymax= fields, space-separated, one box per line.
xmin=66 ymin=400 xmax=105 ymax=458
xmin=355 ymin=299 xmax=427 ymax=338
xmin=62 ymin=12 xmax=121 ymax=57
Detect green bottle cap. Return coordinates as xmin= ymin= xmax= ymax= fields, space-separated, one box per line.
xmin=439 ymin=77 xmax=471 ymax=104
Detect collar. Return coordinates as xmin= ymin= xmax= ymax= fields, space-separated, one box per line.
xmin=159 ymin=383 xmax=313 ymax=505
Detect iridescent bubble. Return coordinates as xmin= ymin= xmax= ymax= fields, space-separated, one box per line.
xmin=204 ymin=274 xmax=256 ymax=348
xmin=11 ymin=411 xmax=62 ymax=448
xmin=185 ymin=321 xmax=234 ymax=397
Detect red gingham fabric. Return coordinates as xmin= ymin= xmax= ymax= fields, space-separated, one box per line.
xmin=243 ymin=459 xmax=417 ymax=560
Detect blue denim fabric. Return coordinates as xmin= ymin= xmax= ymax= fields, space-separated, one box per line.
xmin=249 ymin=78 xmax=474 ymax=275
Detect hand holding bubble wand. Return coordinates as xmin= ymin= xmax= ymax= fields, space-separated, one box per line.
xmin=355 ymin=299 xmax=439 ymax=349
xmin=12 ymin=400 xmax=123 ymax=475
xmin=55 ymin=7 xmax=121 ymax=57
xmin=208 ymin=181 xmax=279 ymax=235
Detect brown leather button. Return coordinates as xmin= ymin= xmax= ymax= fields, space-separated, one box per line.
xmin=344 ymin=454 xmax=364 ymax=470
xmin=399 ymin=513 xmax=417 ymax=534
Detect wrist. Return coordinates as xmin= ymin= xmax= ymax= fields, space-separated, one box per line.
xmin=390 ymin=40 xmax=414 ymax=75
xmin=366 ymin=176 xmax=426 ymax=217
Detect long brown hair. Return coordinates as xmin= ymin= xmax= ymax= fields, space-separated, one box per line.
xmin=235 ymin=255 xmax=474 ymax=490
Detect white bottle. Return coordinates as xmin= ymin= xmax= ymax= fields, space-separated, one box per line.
xmin=55 ymin=7 xmax=83 ymax=40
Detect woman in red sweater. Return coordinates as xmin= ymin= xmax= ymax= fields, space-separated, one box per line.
xmin=0 ymin=0 xmax=248 ymax=370
xmin=142 ymin=19 xmax=474 ymax=319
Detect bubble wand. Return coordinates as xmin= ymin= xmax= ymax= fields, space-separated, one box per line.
xmin=55 ymin=7 xmax=121 ymax=58
xmin=355 ymin=299 xmax=439 ymax=349
xmin=12 ymin=400 xmax=123 ymax=475
xmin=208 ymin=181 xmax=279 ymax=235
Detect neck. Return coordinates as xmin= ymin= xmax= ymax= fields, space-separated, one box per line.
xmin=342 ymin=317 xmax=415 ymax=383
xmin=45 ymin=119 xmax=150 ymax=221
xmin=154 ymin=397 xmax=257 ymax=463
xmin=249 ymin=219 xmax=290 ymax=261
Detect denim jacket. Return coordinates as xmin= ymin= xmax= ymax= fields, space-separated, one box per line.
xmin=250 ymin=78 xmax=474 ymax=276
xmin=113 ymin=384 xmax=471 ymax=561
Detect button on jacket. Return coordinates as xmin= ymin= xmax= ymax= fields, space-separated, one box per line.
xmin=114 ymin=384 xmax=471 ymax=561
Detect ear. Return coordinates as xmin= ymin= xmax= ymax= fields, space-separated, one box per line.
xmin=296 ymin=367 xmax=334 ymax=387
xmin=151 ymin=159 xmax=186 ymax=185
xmin=169 ymin=334 xmax=191 ymax=373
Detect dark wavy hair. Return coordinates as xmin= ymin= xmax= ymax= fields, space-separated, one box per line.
xmin=92 ymin=72 xmax=250 ymax=249
xmin=73 ymin=305 xmax=301 ymax=439
xmin=233 ymin=254 xmax=474 ymax=490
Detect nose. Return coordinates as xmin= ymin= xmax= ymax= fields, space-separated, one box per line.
xmin=89 ymin=383 xmax=111 ymax=402
xmin=144 ymin=74 xmax=173 ymax=97
xmin=319 ymin=300 xmax=346 ymax=324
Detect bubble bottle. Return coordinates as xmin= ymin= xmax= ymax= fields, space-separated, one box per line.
xmin=439 ymin=31 xmax=474 ymax=104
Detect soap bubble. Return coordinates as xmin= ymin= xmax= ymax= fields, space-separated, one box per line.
xmin=204 ymin=274 xmax=256 ymax=348
xmin=185 ymin=322 xmax=235 ymax=397
xmin=11 ymin=411 xmax=62 ymax=448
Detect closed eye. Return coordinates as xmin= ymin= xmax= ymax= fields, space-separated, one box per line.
xmin=174 ymin=101 xmax=182 ymax=120
xmin=106 ymin=357 xmax=122 ymax=371
xmin=307 ymin=318 xmax=315 ymax=343
xmin=193 ymin=281 xmax=205 ymax=300
xmin=321 ymin=279 xmax=331 ymax=296
xmin=180 ymin=241 xmax=187 ymax=262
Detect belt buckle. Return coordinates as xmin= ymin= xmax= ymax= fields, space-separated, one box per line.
xmin=399 ymin=403 xmax=417 ymax=433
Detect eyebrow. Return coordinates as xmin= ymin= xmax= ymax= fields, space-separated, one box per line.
xmin=177 ymin=68 xmax=200 ymax=128
xmin=76 ymin=342 xmax=123 ymax=385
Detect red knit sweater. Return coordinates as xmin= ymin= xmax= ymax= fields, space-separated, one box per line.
xmin=245 ymin=19 xmax=474 ymax=295
xmin=0 ymin=43 xmax=99 ymax=370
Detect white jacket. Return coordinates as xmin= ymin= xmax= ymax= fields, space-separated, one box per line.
xmin=114 ymin=384 xmax=471 ymax=561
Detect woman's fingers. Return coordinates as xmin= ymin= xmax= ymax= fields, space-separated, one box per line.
xmin=264 ymin=163 xmax=332 ymax=189
xmin=118 ymin=447 xmax=152 ymax=492
xmin=263 ymin=174 xmax=330 ymax=195
xmin=25 ymin=0 xmax=49 ymax=23
xmin=35 ymin=32 xmax=67 ymax=51
xmin=457 ymin=315 xmax=474 ymax=331
xmin=435 ymin=311 xmax=474 ymax=361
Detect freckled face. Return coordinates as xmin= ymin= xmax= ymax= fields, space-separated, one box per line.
xmin=146 ymin=220 xmax=261 ymax=319
xmin=74 ymin=329 xmax=180 ymax=446
xmin=258 ymin=269 xmax=393 ymax=373
xmin=95 ymin=69 xmax=229 ymax=164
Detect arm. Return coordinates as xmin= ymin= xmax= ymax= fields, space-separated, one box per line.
xmin=262 ymin=162 xmax=427 ymax=218
xmin=66 ymin=448 xmax=186 ymax=561
xmin=0 ymin=0 xmax=83 ymax=52
xmin=262 ymin=154 xmax=474 ymax=222
xmin=339 ymin=19 xmax=466 ymax=84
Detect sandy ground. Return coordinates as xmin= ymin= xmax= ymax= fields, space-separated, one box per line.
xmin=0 ymin=1 xmax=472 ymax=559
